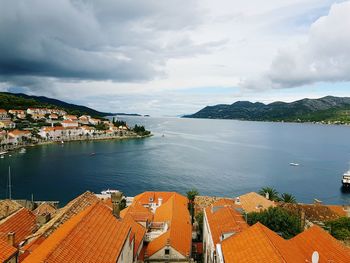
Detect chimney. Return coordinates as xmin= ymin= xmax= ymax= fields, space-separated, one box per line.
xmin=5 ymin=205 xmax=9 ymax=217
xmin=111 ymin=192 xmax=123 ymax=219
xmin=7 ymin=232 xmax=15 ymax=246
xmin=158 ymin=197 xmax=163 ymax=207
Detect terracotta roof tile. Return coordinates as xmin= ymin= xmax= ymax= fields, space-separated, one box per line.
xmin=33 ymin=203 xmax=57 ymax=217
xmin=221 ymin=222 xmax=305 ymax=263
xmin=133 ymin=191 xmax=177 ymax=206
xmin=205 ymin=201 xmax=248 ymax=246
xmin=22 ymin=202 xmax=132 ymax=263
xmin=290 ymin=225 xmax=350 ymax=262
xmin=0 ymin=208 xmax=37 ymax=247
xmin=0 ymin=238 xmax=17 ymax=262
xmin=147 ymin=193 xmax=192 ymax=258
xmin=120 ymin=201 xmax=153 ymax=222
xmin=238 ymin=192 xmax=275 ymax=213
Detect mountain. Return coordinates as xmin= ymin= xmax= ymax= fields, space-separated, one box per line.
xmin=0 ymin=92 xmax=140 ymax=117
xmin=184 ymin=96 xmax=350 ymax=123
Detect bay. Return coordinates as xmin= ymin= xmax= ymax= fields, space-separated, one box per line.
xmin=1 ymin=117 xmax=350 ymax=205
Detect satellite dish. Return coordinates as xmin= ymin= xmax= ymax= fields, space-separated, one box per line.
xmin=312 ymin=251 xmax=319 ymax=263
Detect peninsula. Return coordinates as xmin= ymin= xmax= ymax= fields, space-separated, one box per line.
xmin=0 ymin=93 xmax=150 ymax=152
xmin=184 ymin=96 xmax=350 ymax=125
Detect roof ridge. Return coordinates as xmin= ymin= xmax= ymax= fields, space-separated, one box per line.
xmin=256 ymin=223 xmax=288 ymax=263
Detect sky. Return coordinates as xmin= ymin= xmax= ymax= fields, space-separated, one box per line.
xmin=0 ymin=0 xmax=349 ymax=116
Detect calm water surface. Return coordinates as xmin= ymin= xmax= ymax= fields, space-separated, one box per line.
xmin=1 ymin=117 xmax=350 ymax=205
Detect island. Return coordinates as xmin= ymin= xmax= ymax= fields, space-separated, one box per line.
xmin=184 ymin=96 xmax=350 ymax=125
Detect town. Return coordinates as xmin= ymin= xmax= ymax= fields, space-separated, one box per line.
xmin=0 ymin=189 xmax=349 ymax=262
xmin=0 ymin=108 xmax=150 ymax=152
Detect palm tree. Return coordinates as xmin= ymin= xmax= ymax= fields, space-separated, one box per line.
xmin=258 ymin=187 xmax=280 ymax=201
xmin=280 ymin=193 xmax=297 ymax=203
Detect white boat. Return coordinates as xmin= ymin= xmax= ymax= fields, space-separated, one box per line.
xmin=19 ymin=148 xmax=26 ymax=154
xmin=0 ymin=155 xmax=4 ymax=159
xmin=289 ymin=162 xmax=300 ymax=166
xmin=342 ymin=170 xmax=350 ymax=187
xmin=0 ymin=151 xmax=7 ymax=155
xmin=101 ymin=189 xmax=120 ymax=195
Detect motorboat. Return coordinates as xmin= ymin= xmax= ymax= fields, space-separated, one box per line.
xmin=101 ymin=189 xmax=120 ymax=195
xmin=289 ymin=162 xmax=300 ymax=166
xmin=342 ymin=170 xmax=350 ymax=187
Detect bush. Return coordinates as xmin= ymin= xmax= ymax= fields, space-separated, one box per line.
xmin=325 ymin=217 xmax=350 ymax=240
xmin=247 ymin=207 xmax=302 ymax=239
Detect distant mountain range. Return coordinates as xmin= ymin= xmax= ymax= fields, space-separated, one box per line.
xmin=0 ymin=92 xmax=141 ymax=117
xmin=184 ymin=96 xmax=350 ymax=123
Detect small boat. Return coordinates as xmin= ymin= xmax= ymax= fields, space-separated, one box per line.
xmin=90 ymin=152 xmax=96 ymax=156
xmin=0 ymin=155 xmax=4 ymax=159
xmin=101 ymin=189 xmax=119 ymax=195
xmin=0 ymin=151 xmax=7 ymax=156
xmin=19 ymin=148 xmax=26 ymax=154
xmin=342 ymin=170 xmax=350 ymax=187
xmin=289 ymin=162 xmax=300 ymax=166
xmin=61 ymin=140 xmax=64 ymax=144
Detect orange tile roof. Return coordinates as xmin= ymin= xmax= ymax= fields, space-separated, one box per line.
xmin=221 ymin=222 xmax=305 ymax=263
xmin=290 ymin=225 xmax=350 ymax=262
xmin=0 ymin=238 xmax=17 ymax=262
xmin=42 ymin=126 xmax=65 ymax=131
xmin=23 ymin=202 xmax=132 ymax=263
xmin=221 ymin=222 xmax=350 ymax=263
xmin=0 ymin=208 xmax=37 ymax=247
xmin=133 ymin=191 xmax=178 ymax=206
xmin=326 ymin=205 xmax=348 ymax=217
xmin=147 ymin=193 xmax=192 ymax=258
xmin=8 ymin=129 xmax=31 ymax=136
xmin=238 ymin=192 xmax=275 ymax=213
xmin=205 ymin=200 xmax=248 ymax=246
xmin=120 ymin=201 xmax=153 ymax=222
xmin=124 ymin=214 xmax=146 ymax=257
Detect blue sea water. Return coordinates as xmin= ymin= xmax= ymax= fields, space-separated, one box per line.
xmin=1 ymin=117 xmax=350 ymax=205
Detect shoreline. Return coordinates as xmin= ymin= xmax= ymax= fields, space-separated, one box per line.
xmin=0 ymin=133 xmax=153 ymax=152
xmin=182 ymin=117 xmax=350 ymax=127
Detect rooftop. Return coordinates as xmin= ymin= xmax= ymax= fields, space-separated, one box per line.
xmin=238 ymin=192 xmax=275 ymax=213
xmin=22 ymin=202 xmax=132 ymax=263
xmin=0 ymin=208 xmax=37 ymax=247
xmin=205 ymin=199 xmax=248 ymax=246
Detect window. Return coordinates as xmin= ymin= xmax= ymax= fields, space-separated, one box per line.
xmin=165 ymin=248 xmax=170 ymax=255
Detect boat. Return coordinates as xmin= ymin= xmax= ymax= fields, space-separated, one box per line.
xmin=289 ymin=162 xmax=300 ymax=166
xmin=19 ymin=148 xmax=26 ymax=154
xmin=61 ymin=140 xmax=64 ymax=144
xmin=0 ymin=155 xmax=4 ymax=159
xmin=342 ymin=170 xmax=350 ymax=187
xmin=0 ymin=151 xmax=7 ymax=156
xmin=101 ymin=189 xmax=120 ymax=195
xmin=90 ymin=152 xmax=96 ymax=156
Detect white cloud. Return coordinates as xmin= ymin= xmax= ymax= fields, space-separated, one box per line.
xmin=243 ymin=1 xmax=350 ymax=89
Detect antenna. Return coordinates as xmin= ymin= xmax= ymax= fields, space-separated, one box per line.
xmin=8 ymin=166 xmax=12 ymax=200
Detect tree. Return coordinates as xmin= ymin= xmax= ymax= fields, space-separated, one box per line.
xmin=280 ymin=193 xmax=297 ymax=203
xmin=187 ymin=188 xmax=199 ymax=225
xmin=258 ymin=187 xmax=280 ymax=201
xmin=325 ymin=217 xmax=350 ymax=240
xmin=247 ymin=207 xmax=302 ymax=239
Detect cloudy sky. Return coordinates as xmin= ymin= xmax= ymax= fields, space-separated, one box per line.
xmin=0 ymin=0 xmax=349 ymax=115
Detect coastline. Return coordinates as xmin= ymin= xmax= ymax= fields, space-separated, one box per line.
xmin=0 ymin=133 xmax=153 ymax=153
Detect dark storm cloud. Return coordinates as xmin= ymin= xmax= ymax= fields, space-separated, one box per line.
xmin=0 ymin=0 xmax=220 ymax=87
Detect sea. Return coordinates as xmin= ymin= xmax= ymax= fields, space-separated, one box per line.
xmin=1 ymin=116 xmax=350 ymax=205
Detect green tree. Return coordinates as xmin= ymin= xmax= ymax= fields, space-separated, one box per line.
xmin=280 ymin=193 xmax=297 ymax=203
xmin=325 ymin=217 xmax=350 ymax=240
xmin=247 ymin=207 xmax=302 ymax=239
xmin=258 ymin=187 xmax=280 ymax=201
xmin=187 ymin=188 xmax=199 ymax=225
